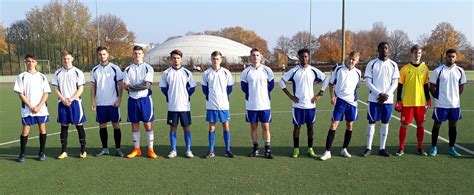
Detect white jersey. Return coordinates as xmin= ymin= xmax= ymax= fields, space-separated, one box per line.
xmin=160 ymin=66 xmax=197 ymax=112
xmin=14 ymin=72 xmax=51 ymax=117
xmin=201 ymin=67 xmax=234 ymax=110
xmin=123 ymin=63 xmax=154 ymax=99
xmin=279 ymin=65 xmax=327 ymax=109
xmin=364 ymin=58 xmax=400 ymax=104
xmin=91 ymin=63 xmax=123 ymax=106
xmin=240 ymin=65 xmax=274 ymax=110
xmin=429 ymin=64 xmax=466 ymax=108
xmin=52 ymin=66 xmax=86 ymax=100
xmin=330 ymin=65 xmax=362 ymax=107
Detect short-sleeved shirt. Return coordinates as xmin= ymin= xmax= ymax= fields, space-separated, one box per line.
xmin=240 ymin=65 xmax=274 ymax=110
xmin=52 ymin=66 xmax=86 ymax=99
xmin=280 ymin=65 xmax=326 ymax=109
xmin=160 ymin=66 xmax=196 ymax=112
xmin=14 ymin=71 xmax=52 ymax=117
xmin=123 ymin=63 xmax=154 ymax=99
xmin=364 ymin=58 xmax=400 ymax=104
xmin=429 ymin=64 xmax=466 ymax=108
xmin=91 ymin=63 xmax=123 ymax=106
xmin=201 ymin=67 xmax=234 ymax=110
xmin=330 ymin=64 xmax=362 ymax=107
xmin=399 ymin=63 xmax=429 ymax=106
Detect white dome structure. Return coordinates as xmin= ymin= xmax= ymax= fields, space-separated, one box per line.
xmin=144 ymin=35 xmax=253 ymax=65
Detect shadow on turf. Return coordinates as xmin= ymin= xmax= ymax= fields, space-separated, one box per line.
xmin=1 ymin=143 xmax=472 ymax=161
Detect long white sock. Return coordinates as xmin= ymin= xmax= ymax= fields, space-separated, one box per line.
xmin=146 ymin=130 xmax=154 ymax=149
xmin=380 ymin=123 xmax=389 ymax=150
xmin=132 ymin=131 xmax=140 ymax=148
xmin=366 ymin=124 xmax=375 ymax=150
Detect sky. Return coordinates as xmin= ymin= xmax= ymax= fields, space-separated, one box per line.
xmin=1 ymin=0 xmax=473 ymax=49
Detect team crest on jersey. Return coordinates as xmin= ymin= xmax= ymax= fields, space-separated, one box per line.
xmin=420 ymin=69 xmax=425 ymax=74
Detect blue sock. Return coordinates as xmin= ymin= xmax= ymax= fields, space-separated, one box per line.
xmin=209 ymin=131 xmax=216 ymax=153
xmin=170 ymin=131 xmax=177 ymax=151
xmin=184 ymin=131 xmax=192 ymax=151
xmin=223 ymin=130 xmax=231 ymax=152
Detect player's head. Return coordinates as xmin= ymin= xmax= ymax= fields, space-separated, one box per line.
xmin=377 ymin=42 xmax=389 ymax=58
xmin=211 ymin=51 xmax=222 ymax=67
xmin=410 ymin=44 xmax=422 ymax=63
xmin=61 ymin=50 xmax=74 ymax=67
xmin=170 ymin=49 xmax=183 ymax=67
xmin=445 ymin=49 xmax=457 ymax=65
xmin=347 ymin=51 xmax=360 ymax=69
xmin=250 ymin=48 xmax=261 ymax=65
xmin=132 ymin=45 xmax=144 ymax=63
xmin=297 ymin=48 xmax=310 ymax=66
xmin=24 ymin=53 xmax=38 ymax=70
xmin=97 ymin=46 xmax=109 ymax=64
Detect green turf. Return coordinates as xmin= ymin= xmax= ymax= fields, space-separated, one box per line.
xmin=0 ymin=84 xmax=473 ymax=194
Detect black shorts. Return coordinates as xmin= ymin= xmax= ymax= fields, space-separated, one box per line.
xmin=167 ymin=111 xmax=192 ymax=126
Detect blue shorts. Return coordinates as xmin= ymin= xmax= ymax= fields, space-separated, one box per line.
xmin=167 ymin=111 xmax=192 ymax=126
xmin=246 ymin=110 xmax=271 ymax=123
xmin=57 ymin=99 xmax=86 ymax=125
xmin=332 ymin=98 xmax=358 ymax=122
xmin=22 ymin=116 xmax=50 ymax=126
xmin=206 ymin=110 xmax=230 ymax=123
xmin=367 ymin=102 xmax=393 ymax=123
xmin=127 ymin=96 xmax=154 ymax=123
xmin=292 ymin=108 xmax=316 ymax=125
xmin=432 ymin=107 xmax=462 ymax=122
xmin=96 ymin=106 xmax=121 ymax=124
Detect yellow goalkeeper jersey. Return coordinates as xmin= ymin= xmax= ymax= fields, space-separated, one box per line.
xmin=399 ymin=62 xmax=429 ymax=106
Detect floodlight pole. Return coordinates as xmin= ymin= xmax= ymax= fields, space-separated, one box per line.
xmin=96 ymin=0 xmax=100 ymax=46
xmin=341 ymin=0 xmax=346 ymax=64
xmin=309 ymin=0 xmax=312 ymax=64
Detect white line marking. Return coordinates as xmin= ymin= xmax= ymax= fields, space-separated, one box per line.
xmin=1 ymin=109 xmax=354 ymax=146
xmin=358 ymin=100 xmax=474 ymax=155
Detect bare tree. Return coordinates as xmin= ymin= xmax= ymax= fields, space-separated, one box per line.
xmin=275 ymin=35 xmax=292 ymax=55
xmin=389 ymin=30 xmax=412 ymax=62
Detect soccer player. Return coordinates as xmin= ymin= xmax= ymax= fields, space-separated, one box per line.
xmin=91 ymin=46 xmax=124 ymax=157
xmin=14 ymin=54 xmax=51 ymax=162
xmin=123 ymin=46 xmax=157 ymax=159
xmin=319 ymin=51 xmax=361 ymax=161
xmin=201 ymin=51 xmax=235 ymax=158
xmin=241 ymin=48 xmax=275 ymax=159
xmin=160 ymin=49 xmax=197 ymax=158
xmin=394 ymin=45 xmax=431 ymax=156
xmin=362 ymin=42 xmax=400 ymax=157
xmin=52 ymin=50 xmax=87 ymax=159
xmin=279 ymin=48 xmax=328 ymax=158
xmin=428 ymin=49 xmax=466 ymax=157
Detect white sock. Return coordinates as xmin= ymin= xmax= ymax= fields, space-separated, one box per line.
xmin=380 ymin=123 xmax=389 ymax=150
xmin=146 ymin=130 xmax=154 ymax=149
xmin=366 ymin=124 xmax=375 ymax=150
xmin=132 ymin=131 xmax=140 ymax=148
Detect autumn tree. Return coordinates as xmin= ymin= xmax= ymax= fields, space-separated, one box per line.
xmin=0 ymin=25 xmax=6 ymax=54
xmin=350 ymin=30 xmax=372 ymax=62
xmin=87 ymin=14 xmax=135 ymax=64
xmin=388 ymin=30 xmax=412 ymax=62
xmin=424 ymin=22 xmax=464 ymax=63
xmin=315 ymin=29 xmax=352 ymax=64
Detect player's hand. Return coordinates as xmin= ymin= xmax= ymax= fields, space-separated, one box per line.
xmin=123 ymin=84 xmax=129 ymax=91
xmin=113 ymin=100 xmax=121 ymax=108
xmin=330 ymin=96 xmax=337 ymax=105
xmin=395 ymin=101 xmax=403 ymax=112
xmin=425 ymin=100 xmax=432 ymax=110
xmin=289 ymin=95 xmax=299 ymax=103
xmin=65 ymin=98 xmax=72 ymax=107
xmin=61 ymin=98 xmax=69 ymax=106
xmin=32 ymin=106 xmax=41 ymax=113
xmin=91 ymin=102 xmax=96 ymax=111
xmin=311 ymin=95 xmax=321 ymax=104
xmin=377 ymin=93 xmax=388 ymax=104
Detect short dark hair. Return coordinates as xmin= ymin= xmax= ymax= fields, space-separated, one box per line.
xmin=97 ymin=46 xmax=108 ymax=53
xmin=133 ymin=45 xmax=143 ymax=51
xmin=410 ymin=44 xmax=422 ymax=54
xmin=211 ymin=51 xmax=222 ymax=57
xmin=170 ymin=49 xmax=183 ymax=57
xmin=446 ymin=49 xmax=457 ymax=55
xmin=377 ymin=42 xmax=389 ymax=49
xmin=297 ymin=48 xmax=310 ymax=56
xmin=61 ymin=49 xmax=73 ymax=57
xmin=250 ymin=48 xmax=260 ymax=55
xmin=24 ymin=53 xmax=37 ymax=60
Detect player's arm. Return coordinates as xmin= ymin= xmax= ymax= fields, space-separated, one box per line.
xmin=278 ymin=78 xmax=298 ymax=103
xmin=459 ymin=84 xmax=464 ymax=95
xmin=329 ymin=84 xmax=336 ymax=105
xmin=429 ymin=83 xmax=436 ymax=98
xmin=54 ymin=85 xmax=69 ymax=106
xmin=33 ymin=92 xmax=49 ymax=114
xmin=17 ymin=93 xmax=34 ymax=110
xmin=395 ymin=83 xmax=403 ymax=112
xmin=91 ymin=82 xmax=96 ymax=110
xmin=312 ymin=76 xmax=329 ymax=103
xmin=114 ymin=80 xmax=124 ymax=107
xmin=69 ymin=85 xmax=84 ymax=101
xmin=128 ymin=81 xmax=151 ymax=91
